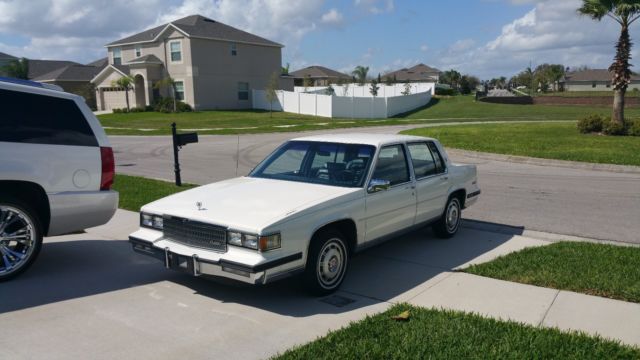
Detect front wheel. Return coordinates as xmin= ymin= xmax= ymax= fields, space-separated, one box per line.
xmin=303 ymin=229 xmax=349 ymax=296
xmin=0 ymin=199 xmax=43 ymax=281
xmin=433 ymin=197 xmax=462 ymax=239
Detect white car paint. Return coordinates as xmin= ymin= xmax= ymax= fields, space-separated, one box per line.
xmin=129 ymin=133 xmax=480 ymax=286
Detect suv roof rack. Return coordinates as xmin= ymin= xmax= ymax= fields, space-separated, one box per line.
xmin=0 ymin=76 xmax=64 ymax=91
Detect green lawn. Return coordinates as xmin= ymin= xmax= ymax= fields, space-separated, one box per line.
xmin=112 ymin=174 xmax=196 ymax=211
xmin=402 ymin=122 xmax=640 ymax=166
xmin=98 ymin=95 xmax=640 ymax=135
xmin=464 ymin=242 xmax=640 ymax=303
xmin=275 ymin=304 xmax=639 ymax=359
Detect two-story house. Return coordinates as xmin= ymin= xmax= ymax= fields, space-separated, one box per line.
xmin=92 ymin=15 xmax=289 ymax=111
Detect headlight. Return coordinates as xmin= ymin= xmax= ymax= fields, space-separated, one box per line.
xmin=141 ymin=212 xmax=164 ymax=230
xmin=226 ymin=231 xmax=280 ymax=251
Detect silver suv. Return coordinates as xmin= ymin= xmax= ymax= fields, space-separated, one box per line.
xmin=0 ymin=77 xmax=119 ymax=281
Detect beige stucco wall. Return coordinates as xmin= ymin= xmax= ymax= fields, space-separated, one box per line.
xmin=190 ymin=38 xmax=282 ymax=110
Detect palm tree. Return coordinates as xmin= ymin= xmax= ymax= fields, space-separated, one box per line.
xmin=111 ymin=75 xmax=135 ymax=111
xmin=3 ymin=58 xmax=29 ymax=79
xmin=579 ymin=0 xmax=640 ymax=125
xmin=352 ymin=65 xmax=369 ymax=85
xmin=154 ymin=77 xmax=178 ymax=112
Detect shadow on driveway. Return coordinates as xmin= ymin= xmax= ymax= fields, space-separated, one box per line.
xmin=0 ymin=224 xmax=514 ymax=315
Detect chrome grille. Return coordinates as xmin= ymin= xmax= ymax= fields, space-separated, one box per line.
xmin=163 ymin=216 xmax=227 ymax=252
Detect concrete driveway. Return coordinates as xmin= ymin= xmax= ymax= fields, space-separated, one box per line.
xmin=0 ymin=210 xmax=545 ymax=360
xmin=110 ymin=126 xmax=640 ymax=243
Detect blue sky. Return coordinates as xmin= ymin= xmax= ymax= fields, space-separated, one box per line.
xmin=0 ymin=0 xmax=636 ymax=79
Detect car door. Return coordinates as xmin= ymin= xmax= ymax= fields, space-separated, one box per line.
xmin=364 ymin=144 xmax=417 ymax=242
xmin=407 ymin=142 xmax=450 ymax=223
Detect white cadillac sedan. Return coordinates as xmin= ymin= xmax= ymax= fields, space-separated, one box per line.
xmin=129 ymin=134 xmax=480 ymax=294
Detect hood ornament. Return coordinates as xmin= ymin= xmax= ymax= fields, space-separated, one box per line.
xmin=196 ymin=202 xmax=205 ymax=211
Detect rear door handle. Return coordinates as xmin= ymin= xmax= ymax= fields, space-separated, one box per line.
xmin=441 ymin=176 xmax=449 ymax=181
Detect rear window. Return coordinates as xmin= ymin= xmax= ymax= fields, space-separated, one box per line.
xmin=0 ymin=89 xmax=97 ymax=147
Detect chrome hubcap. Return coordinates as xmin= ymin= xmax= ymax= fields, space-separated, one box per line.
xmin=317 ymin=239 xmax=346 ymax=289
xmin=446 ymin=200 xmax=460 ymax=232
xmin=0 ymin=206 xmax=36 ymax=275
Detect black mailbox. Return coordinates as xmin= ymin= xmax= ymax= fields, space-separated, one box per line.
xmin=176 ymin=132 xmax=198 ymax=146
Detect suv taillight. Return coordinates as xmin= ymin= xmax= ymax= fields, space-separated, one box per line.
xmin=100 ymin=147 xmax=115 ymax=190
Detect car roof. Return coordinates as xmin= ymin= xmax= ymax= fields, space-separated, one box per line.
xmin=0 ymin=77 xmax=78 ymax=100
xmin=291 ymin=133 xmax=436 ymax=147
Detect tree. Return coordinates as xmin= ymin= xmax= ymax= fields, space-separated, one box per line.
xmin=377 ymin=73 xmax=381 ymax=83
xmin=3 ymin=57 xmax=29 ymax=79
xmin=440 ymin=69 xmax=462 ymax=89
xmin=459 ymin=75 xmax=480 ymax=94
xmin=111 ymin=75 xmax=135 ymax=111
xmin=281 ymin=63 xmax=290 ymax=75
xmin=384 ymin=76 xmax=394 ymax=86
xmin=401 ymin=82 xmax=412 ymax=95
xmin=579 ymin=0 xmax=640 ymax=125
xmin=352 ymin=65 xmax=369 ymax=85
xmin=303 ymin=75 xmax=313 ymax=91
xmin=369 ymin=79 xmax=380 ymax=97
xmin=265 ymin=72 xmax=279 ymax=118
xmin=154 ymin=77 xmax=178 ymax=112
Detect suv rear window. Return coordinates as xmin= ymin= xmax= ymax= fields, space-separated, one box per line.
xmin=0 ymin=89 xmax=98 ymax=147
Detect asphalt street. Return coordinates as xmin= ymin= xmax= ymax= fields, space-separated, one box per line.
xmin=110 ymin=125 xmax=640 ymax=243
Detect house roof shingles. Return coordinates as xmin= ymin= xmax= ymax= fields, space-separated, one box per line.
xmin=107 ymin=15 xmax=283 ymax=48
xmin=27 ymin=60 xmax=80 ymax=79
xmin=384 ymin=63 xmax=441 ymax=82
xmin=86 ymin=57 xmax=108 ymax=68
xmin=290 ymin=65 xmax=351 ymax=79
xmin=0 ymin=51 xmax=17 ymax=60
xmin=564 ymin=69 xmax=640 ymax=82
xmin=126 ymin=54 xmax=163 ymax=65
xmin=32 ymin=64 xmax=105 ymax=82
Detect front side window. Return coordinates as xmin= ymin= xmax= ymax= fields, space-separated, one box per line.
xmin=408 ymin=142 xmax=437 ymax=179
xmin=174 ymin=81 xmax=184 ymax=100
xmin=170 ymin=41 xmax=182 ymax=62
xmin=238 ymin=82 xmax=249 ymax=100
xmin=250 ymin=141 xmax=375 ymax=187
xmin=135 ymin=45 xmax=142 ymax=58
xmin=231 ymin=43 xmax=237 ymax=56
xmin=112 ymin=47 xmax=122 ymax=65
xmin=371 ymin=144 xmax=410 ymax=186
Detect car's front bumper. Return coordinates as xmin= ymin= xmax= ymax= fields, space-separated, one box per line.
xmin=129 ymin=236 xmax=303 ymax=285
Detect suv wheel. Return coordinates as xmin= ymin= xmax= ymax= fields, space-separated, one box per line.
xmin=433 ymin=196 xmax=462 ymax=239
xmin=0 ymin=199 xmax=43 ymax=281
xmin=304 ymin=229 xmax=349 ymax=295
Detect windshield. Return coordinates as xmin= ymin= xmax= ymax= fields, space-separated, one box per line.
xmin=249 ymin=141 xmax=376 ymax=187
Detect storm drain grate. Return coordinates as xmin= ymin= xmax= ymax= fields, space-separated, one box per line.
xmin=320 ymin=295 xmax=356 ymax=308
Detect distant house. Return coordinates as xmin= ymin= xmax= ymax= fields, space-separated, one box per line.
xmin=92 ymin=14 xmax=290 ymax=111
xmin=563 ymin=69 xmax=640 ymax=91
xmin=32 ymin=60 xmax=108 ymax=109
xmin=290 ymin=65 xmax=351 ymax=86
xmin=383 ymin=63 xmax=441 ymax=83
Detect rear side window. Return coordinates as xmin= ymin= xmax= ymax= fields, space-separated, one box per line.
xmin=0 ymin=89 xmax=97 ymax=147
xmin=407 ymin=142 xmax=437 ymax=179
xmin=428 ymin=142 xmax=447 ymax=173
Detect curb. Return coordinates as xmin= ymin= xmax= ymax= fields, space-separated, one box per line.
xmin=448 ymin=149 xmax=640 ymax=174
xmin=462 ymin=219 xmax=640 ymax=247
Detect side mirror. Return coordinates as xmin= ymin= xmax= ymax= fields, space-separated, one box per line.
xmin=368 ymin=179 xmax=391 ymax=193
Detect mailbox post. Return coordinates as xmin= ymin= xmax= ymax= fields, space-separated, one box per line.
xmin=171 ymin=122 xmax=198 ymax=186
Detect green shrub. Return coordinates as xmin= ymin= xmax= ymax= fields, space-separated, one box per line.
xmin=177 ymin=101 xmax=192 ymax=112
xmin=603 ymin=119 xmax=627 ymax=136
xmin=577 ymin=114 xmax=605 ymax=134
xmin=112 ymin=108 xmax=121 ymax=113
xmin=627 ymin=119 xmax=640 ymax=136
xmin=153 ymin=97 xmax=192 ymax=113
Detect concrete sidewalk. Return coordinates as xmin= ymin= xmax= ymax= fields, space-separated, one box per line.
xmin=1 ymin=209 xmax=638 ymax=360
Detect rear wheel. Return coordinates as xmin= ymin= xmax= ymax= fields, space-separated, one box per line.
xmin=433 ymin=196 xmax=462 ymax=239
xmin=304 ymin=229 xmax=349 ymax=295
xmin=0 ymin=198 xmax=43 ymax=281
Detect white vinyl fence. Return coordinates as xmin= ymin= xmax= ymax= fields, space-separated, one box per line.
xmin=294 ymin=82 xmax=434 ymax=97
xmin=253 ymin=87 xmax=432 ymax=119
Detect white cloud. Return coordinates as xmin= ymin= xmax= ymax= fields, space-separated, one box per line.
xmin=434 ymin=0 xmax=631 ymax=78
xmin=420 ymin=44 xmax=429 ymax=52
xmin=321 ymin=8 xmax=344 ymax=25
xmin=354 ymin=0 xmax=394 ymax=14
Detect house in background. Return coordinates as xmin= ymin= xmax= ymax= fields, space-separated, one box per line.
xmin=0 ymin=51 xmax=17 ymax=76
xmin=562 ymin=69 xmax=640 ymax=91
xmin=92 ymin=14 xmax=290 ymax=111
xmin=383 ymin=63 xmax=441 ymax=83
xmin=290 ymin=65 xmax=352 ymax=86
xmin=32 ymin=60 xmax=107 ymax=109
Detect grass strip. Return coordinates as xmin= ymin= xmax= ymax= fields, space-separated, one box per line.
xmin=275 ymin=304 xmax=639 ymax=359
xmin=112 ymin=174 xmax=196 ymax=212
xmin=464 ymin=242 xmax=640 ymax=303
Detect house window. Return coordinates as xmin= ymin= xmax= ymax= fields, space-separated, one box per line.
xmin=238 ymin=82 xmax=249 ymax=100
xmin=174 ymin=81 xmax=184 ymax=101
xmin=113 ymin=47 xmax=122 ymax=65
xmin=170 ymin=41 xmax=182 ymax=62
xmin=606 ymin=83 xmax=611 ymax=88
xmin=231 ymin=43 xmax=237 ymax=56
xmin=592 ymin=82 xmax=597 ymax=88
xmin=135 ymin=45 xmax=142 ymax=58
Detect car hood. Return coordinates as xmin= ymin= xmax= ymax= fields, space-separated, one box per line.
xmin=142 ymin=177 xmax=361 ymax=232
